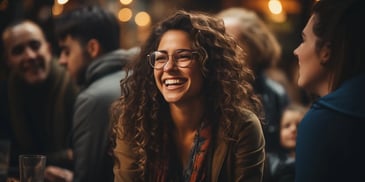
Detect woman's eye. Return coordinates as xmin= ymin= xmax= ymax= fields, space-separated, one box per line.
xmin=156 ymin=55 xmax=167 ymax=61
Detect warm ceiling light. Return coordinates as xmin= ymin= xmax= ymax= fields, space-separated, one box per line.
xmin=118 ymin=8 xmax=132 ymax=22
xmin=120 ymin=0 xmax=133 ymax=5
xmin=135 ymin=11 xmax=150 ymax=27
xmin=268 ymin=0 xmax=283 ymax=15
xmin=57 ymin=0 xmax=68 ymax=5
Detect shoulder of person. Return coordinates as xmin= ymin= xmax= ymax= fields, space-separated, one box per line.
xmin=264 ymin=77 xmax=287 ymax=98
xmin=228 ymin=108 xmax=263 ymax=137
xmin=115 ymin=47 xmax=140 ymax=61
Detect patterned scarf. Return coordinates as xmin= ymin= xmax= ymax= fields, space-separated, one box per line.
xmin=155 ymin=122 xmax=212 ymax=182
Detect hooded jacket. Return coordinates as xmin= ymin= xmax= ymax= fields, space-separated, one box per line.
xmin=72 ymin=48 xmax=139 ymax=182
xmin=295 ymin=73 xmax=365 ymax=182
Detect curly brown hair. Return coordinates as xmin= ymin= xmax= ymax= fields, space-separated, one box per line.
xmin=110 ymin=10 xmax=263 ymax=180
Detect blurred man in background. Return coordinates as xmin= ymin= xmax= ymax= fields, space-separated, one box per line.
xmin=46 ymin=5 xmax=139 ymax=182
xmin=0 ymin=19 xmax=78 ymax=179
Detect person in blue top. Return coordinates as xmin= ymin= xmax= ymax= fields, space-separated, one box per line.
xmin=293 ymin=0 xmax=365 ymax=181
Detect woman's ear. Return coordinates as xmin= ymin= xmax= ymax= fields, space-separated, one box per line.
xmin=86 ymin=39 xmax=100 ymax=58
xmin=320 ymin=42 xmax=331 ymax=65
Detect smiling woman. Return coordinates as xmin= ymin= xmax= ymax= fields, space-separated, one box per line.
xmin=110 ymin=10 xmax=265 ymax=182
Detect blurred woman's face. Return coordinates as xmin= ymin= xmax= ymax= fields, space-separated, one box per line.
xmin=293 ymin=14 xmax=331 ymax=96
xmin=153 ymin=30 xmax=204 ymax=105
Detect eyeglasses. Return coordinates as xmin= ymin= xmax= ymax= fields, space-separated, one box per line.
xmin=147 ymin=49 xmax=198 ymax=69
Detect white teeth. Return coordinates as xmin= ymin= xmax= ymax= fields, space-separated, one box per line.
xmin=164 ymin=79 xmax=182 ymax=85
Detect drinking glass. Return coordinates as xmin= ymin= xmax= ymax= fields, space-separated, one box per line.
xmin=19 ymin=155 xmax=46 ymax=182
xmin=0 ymin=140 xmax=10 ymax=182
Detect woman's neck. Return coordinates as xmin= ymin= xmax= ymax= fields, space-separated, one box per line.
xmin=169 ymin=99 xmax=205 ymax=134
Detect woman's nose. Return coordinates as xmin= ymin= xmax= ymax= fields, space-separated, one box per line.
xmin=163 ymin=56 xmax=177 ymax=71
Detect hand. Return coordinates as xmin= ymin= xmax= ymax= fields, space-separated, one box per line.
xmin=44 ymin=165 xmax=73 ymax=182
